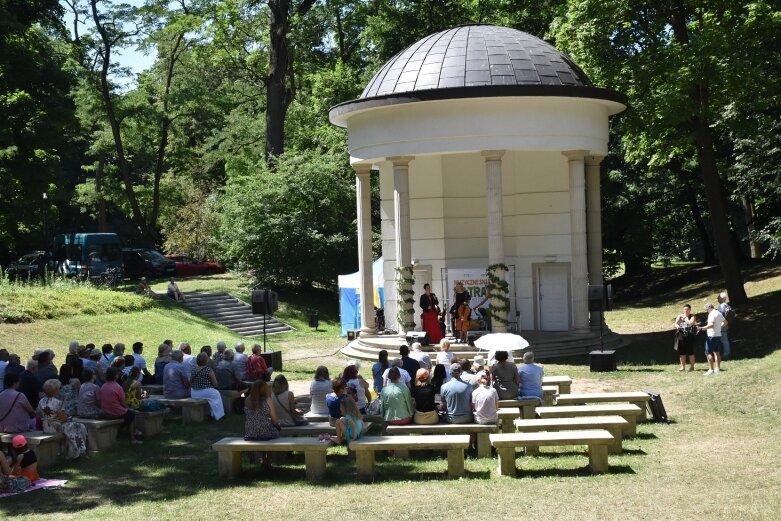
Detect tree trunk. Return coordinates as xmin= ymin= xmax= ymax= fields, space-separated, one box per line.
xmin=680 ymin=174 xmax=716 ymax=263
xmin=95 ymin=159 xmax=107 ymax=232
xmin=741 ymin=195 xmax=761 ymax=259
xmin=668 ymin=2 xmax=747 ymax=304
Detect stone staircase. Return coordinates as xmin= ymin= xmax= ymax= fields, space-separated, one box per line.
xmin=183 ymin=291 xmax=293 ymax=337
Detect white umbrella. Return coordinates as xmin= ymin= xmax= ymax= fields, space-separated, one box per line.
xmin=474 ymin=333 xmax=530 ymax=352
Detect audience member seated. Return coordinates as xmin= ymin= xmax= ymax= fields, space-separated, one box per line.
xmin=0 ymin=350 xmax=7 ymax=392
xmin=167 ymin=277 xmax=185 ymax=302
xmin=380 ymin=367 xmax=414 ymax=425
xmin=243 ymin=381 xmax=279 ymax=467
xmin=343 ymin=361 xmax=371 ymax=414
xmin=190 ymin=352 xmax=225 ymax=421
xmin=436 ymin=340 xmax=454 ymax=379
xmin=371 ymin=350 xmax=389 ymax=395
xmin=153 ymin=343 xmax=172 ymax=385
xmin=382 ymin=358 xmax=411 ymax=389
xmin=458 ymin=358 xmax=479 ymax=388
xmin=77 ymin=369 xmax=102 ymax=418
xmin=308 ymin=366 xmax=331 ymax=417
xmin=0 ymin=373 xmax=36 ymax=433
xmin=517 ymin=351 xmax=544 ymax=401
xmin=122 ymin=367 xmax=146 ymax=410
xmin=59 ymin=353 xmax=83 ymax=385
xmin=246 ymin=344 xmax=271 ymax=382
xmin=399 ymin=344 xmax=421 ymax=381
xmin=411 ymin=368 xmax=439 ymax=425
xmin=326 ymin=377 xmax=347 ymax=427
xmin=5 ymin=354 xmax=24 ymax=379
xmin=0 ymin=441 xmax=32 ymax=493
xmin=35 ymin=351 xmax=58 ymax=387
xmin=8 ymin=435 xmax=39 ymax=483
xmin=333 ymin=397 xmax=364 ymax=444
xmin=163 ymin=350 xmax=191 ymax=399
xmin=471 ymin=374 xmax=499 ymax=425
xmin=136 ymin=277 xmax=158 ymax=298
xmin=491 ymin=350 xmax=520 ymax=400
xmin=180 ymin=343 xmax=196 ymax=371
xmin=431 ymin=364 xmax=447 ymax=397
xmin=57 ymin=369 xmax=80 ymax=417
xmin=110 ymin=357 xmax=127 ymax=386
xmin=99 ymin=367 xmax=142 ymax=444
xmin=409 ymin=342 xmax=432 ymax=371
xmin=269 ymin=375 xmax=304 ymax=426
xmin=440 ymin=363 xmax=473 ymax=424
xmin=215 ymin=349 xmax=243 ymax=390
xmin=213 ymin=341 xmax=227 ymax=364
xmin=233 ymin=342 xmax=249 ymax=381
xmin=83 ymin=348 xmax=101 ymax=384
xmin=19 ymin=360 xmax=42 ymax=410
xmin=37 ymin=379 xmax=88 ymax=459
xmin=131 ymin=342 xmax=153 ymax=383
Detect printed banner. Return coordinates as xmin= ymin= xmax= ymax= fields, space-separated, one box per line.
xmin=443 ymin=268 xmax=514 ymax=325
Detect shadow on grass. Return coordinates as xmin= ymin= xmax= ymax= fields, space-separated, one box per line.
xmin=632 ymin=432 xmax=660 ymax=440
xmin=515 ymin=464 xmax=635 ymax=478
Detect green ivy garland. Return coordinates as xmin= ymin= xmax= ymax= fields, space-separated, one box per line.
xmin=486 ymin=263 xmax=510 ymax=326
xmin=394 ymin=266 xmax=416 ymax=331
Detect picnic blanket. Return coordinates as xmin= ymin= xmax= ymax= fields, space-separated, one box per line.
xmin=0 ymin=478 xmax=67 ymax=499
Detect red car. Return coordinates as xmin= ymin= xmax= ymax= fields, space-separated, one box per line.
xmin=164 ymin=255 xmax=225 ymax=276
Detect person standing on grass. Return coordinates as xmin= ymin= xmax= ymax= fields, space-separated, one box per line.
xmin=674 ymin=304 xmax=697 ymax=371
xmin=717 ymin=292 xmax=733 ymax=360
xmin=700 ymin=303 xmax=724 ymax=376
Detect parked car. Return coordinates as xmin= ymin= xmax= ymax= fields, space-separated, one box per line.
xmin=122 ymin=248 xmax=151 ymax=280
xmin=52 ymin=233 xmax=123 ymax=280
xmin=140 ymin=250 xmax=176 ymax=277
xmin=6 ymin=251 xmax=51 ymax=280
xmin=165 ymin=255 xmax=225 ymax=276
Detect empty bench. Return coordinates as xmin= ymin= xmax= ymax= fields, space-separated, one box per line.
xmin=349 ymin=435 xmax=470 ymax=479
xmin=73 ymin=418 xmax=124 ymax=451
xmin=535 ymin=404 xmax=644 ymax=437
xmin=385 ymin=423 xmax=499 ymax=458
xmin=513 ymin=415 xmax=629 ymax=454
xmin=149 ymin=396 xmax=209 ymax=424
xmin=542 ymin=375 xmax=572 ymax=395
xmin=213 ymin=437 xmax=330 ymax=481
xmin=0 ymin=431 xmax=64 ymax=468
xmin=490 ymin=430 xmax=615 ymax=476
xmin=555 ymin=392 xmax=651 ymax=420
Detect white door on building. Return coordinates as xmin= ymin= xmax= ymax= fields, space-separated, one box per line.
xmin=537 ymin=265 xmax=569 ymax=331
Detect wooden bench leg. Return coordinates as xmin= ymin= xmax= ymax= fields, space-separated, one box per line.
xmin=521 ymin=404 xmax=536 ymax=419
xmin=355 ymin=451 xmax=375 ymax=480
xmin=623 ymin=416 xmax=637 ymax=437
xmin=588 ymin=444 xmax=609 ymax=474
xmin=559 ymin=383 xmax=571 ymax=394
xmin=304 ymin=450 xmax=327 ymax=481
xmin=476 ymin=433 xmax=491 ymax=458
xmin=631 ymin=400 xmax=648 ymax=421
xmin=524 ymin=445 xmax=540 ymax=456
xmin=607 ymin=427 xmax=623 ymax=454
xmin=218 ymin=451 xmax=242 ymax=479
xmin=36 ymin=441 xmax=60 ymax=468
xmin=447 ymin=448 xmax=464 ymax=478
xmin=496 ymin=447 xmax=517 ymax=477
xmin=501 ymin=416 xmax=515 ymax=433
xmin=393 ymin=449 xmax=409 ymax=459
xmin=183 ymin=405 xmax=208 ymax=424
xmin=543 ymin=394 xmax=553 ymax=406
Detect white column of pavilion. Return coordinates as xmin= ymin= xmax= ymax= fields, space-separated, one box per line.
xmin=354 ymin=163 xmax=375 ymax=334
xmin=482 ymin=150 xmax=507 ymax=333
xmin=390 ymin=156 xmax=414 ymax=333
xmin=564 ymin=150 xmax=590 ymax=330
xmin=586 ymin=155 xmax=605 ymax=327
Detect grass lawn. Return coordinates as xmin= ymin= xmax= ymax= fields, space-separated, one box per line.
xmin=1 ymin=264 xmax=780 ymax=520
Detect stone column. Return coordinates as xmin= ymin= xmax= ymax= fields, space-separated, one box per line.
xmin=354 ymin=164 xmax=375 ymax=333
xmin=482 ymin=150 xmax=507 ymax=333
xmin=564 ymin=150 xmax=589 ymax=330
xmin=390 ymin=156 xmax=414 ymax=333
xmin=586 ymin=156 xmax=605 ymax=327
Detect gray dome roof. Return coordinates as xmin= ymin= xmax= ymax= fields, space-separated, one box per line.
xmin=362 ymin=25 xmax=592 ymax=98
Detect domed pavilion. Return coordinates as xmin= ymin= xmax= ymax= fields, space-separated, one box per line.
xmin=329 ymin=25 xmax=628 ymax=361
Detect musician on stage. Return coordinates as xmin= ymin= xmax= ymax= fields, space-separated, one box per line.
xmin=456 ymin=297 xmax=472 ymax=344
xmin=674 ymin=303 xmax=696 ymax=371
xmin=449 ymin=282 xmax=470 ymax=334
xmin=419 ymin=284 xmax=443 ymax=344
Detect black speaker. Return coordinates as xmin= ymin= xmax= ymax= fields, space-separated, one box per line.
xmin=405 ymin=331 xmax=430 ymax=346
xmin=589 ymin=350 xmax=616 ymax=372
xmin=466 ymin=331 xmax=485 ymax=346
xmin=252 ymin=289 xmax=279 ymax=315
xmin=588 ymin=284 xmax=613 ymax=312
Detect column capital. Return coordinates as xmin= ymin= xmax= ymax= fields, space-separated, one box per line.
xmin=352 ymin=163 xmax=372 ymax=175
xmin=387 ymin=156 xmax=414 ymax=166
xmin=481 ymin=150 xmax=506 ymax=161
xmin=585 ymin=155 xmax=605 ymax=167
xmin=562 ymin=150 xmax=589 ymax=161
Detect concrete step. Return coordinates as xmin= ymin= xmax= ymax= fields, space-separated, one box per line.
xmin=180 ymin=290 xmax=293 ymax=336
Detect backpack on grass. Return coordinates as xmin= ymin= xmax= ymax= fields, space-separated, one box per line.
xmin=643 ymin=389 xmax=670 ymax=424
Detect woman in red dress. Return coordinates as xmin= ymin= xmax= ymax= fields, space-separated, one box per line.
xmin=419 ymin=284 xmax=443 ymax=344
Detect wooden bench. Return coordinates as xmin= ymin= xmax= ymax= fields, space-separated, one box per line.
xmin=513 ymin=415 xmax=628 ymax=454
xmin=497 ymin=398 xmax=540 ymax=419
xmin=142 ymin=384 xmax=163 ymax=395
xmin=303 ymin=412 xmax=330 ymax=422
xmin=542 ymin=386 xmax=558 ymax=406
xmin=497 ymin=407 xmax=527 ymax=433
xmin=135 ymin=409 xmax=167 ymax=437
xmin=554 ymin=392 xmax=651 ymax=420
xmin=279 ymin=422 xmax=337 ymax=436
xmin=385 ymin=423 xmax=499 ymax=458
xmin=148 ymin=395 xmax=209 ymax=424
xmin=542 ymin=375 xmax=572 ymax=394
xmin=490 ymin=430 xmax=615 ymax=476
xmin=212 ymin=437 xmax=330 ymax=481
xmin=349 ymin=435 xmax=470 ymax=479
xmin=218 ymin=390 xmax=242 ymax=415
xmin=0 ymin=431 xmax=63 ymax=468
xmin=535 ymin=404 xmax=644 ymax=437
xmin=73 ymin=418 xmax=124 ymax=451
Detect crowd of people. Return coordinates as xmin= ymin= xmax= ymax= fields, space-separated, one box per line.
xmin=0 ymin=337 xmax=277 ymax=491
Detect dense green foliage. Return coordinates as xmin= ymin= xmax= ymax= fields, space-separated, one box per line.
xmin=0 ymin=0 xmax=779 ymax=293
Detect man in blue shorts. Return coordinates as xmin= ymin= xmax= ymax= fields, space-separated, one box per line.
xmin=700 ymin=303 xmax=724 ymax=376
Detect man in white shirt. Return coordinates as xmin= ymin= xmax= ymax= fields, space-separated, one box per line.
xmin=382 ymin=358 xmax=412 ymax=388
xmin=716 ymin=292 xmax=732 ymax=360
xmin=700 ymin=303 xmax=724 ymax=375
xmin=409 ymin=342 xmax=431 ymax=370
